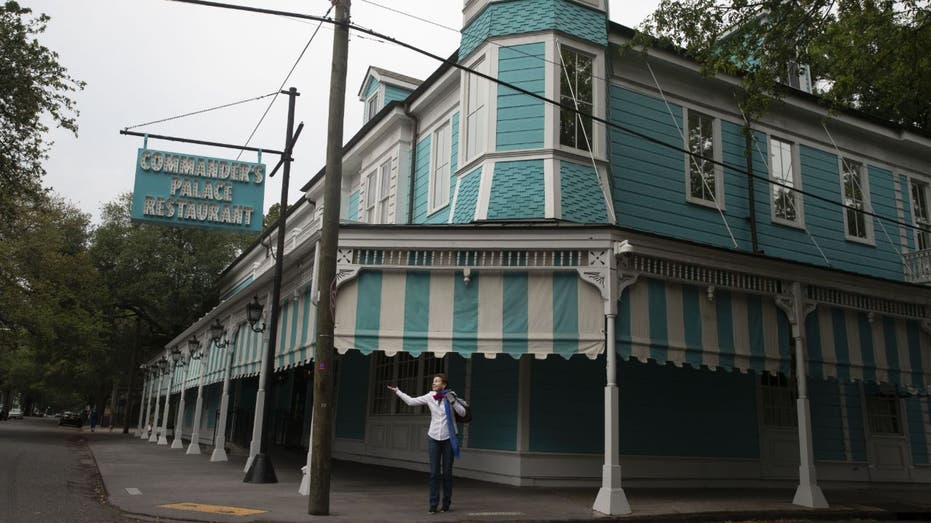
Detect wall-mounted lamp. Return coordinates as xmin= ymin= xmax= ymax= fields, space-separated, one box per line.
xmin=463 ymin=267 xmax=472 ymax=287
xmin=246 ymin=296 xmax=266 ymax=333
xmin=210 ymin=318 xmax=229 ymax=348
xmin=706 ymin=285 xmax=716 ymax=302
xmin=187 ymin=335 xmax=200 ymax=360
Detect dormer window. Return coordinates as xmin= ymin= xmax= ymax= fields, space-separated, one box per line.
xmin=784 ymin=61 xmax=812 ymax=93
xmin=365 ymin=92 xmax=380 ymax=123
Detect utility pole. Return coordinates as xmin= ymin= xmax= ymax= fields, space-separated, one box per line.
xmin=309 ymin=0 xmax=350 ymax=515
xmin=243 ymin=86 xmax=300 ymax=483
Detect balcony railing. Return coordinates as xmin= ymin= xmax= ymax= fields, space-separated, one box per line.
xmin=903 ymin=250 xmax=931 ymax=284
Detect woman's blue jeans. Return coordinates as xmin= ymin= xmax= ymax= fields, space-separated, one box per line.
xmin=428 ymin=437 xmax=453 ymax=509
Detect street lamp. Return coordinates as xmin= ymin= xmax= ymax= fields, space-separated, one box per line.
xmin=187 ymin=335 xmax=200 ymax=358
xmin=170 ymin=347 xmax=184 ymax=367
xmin=246 ymin=296 xmax=265 ymax=333
xmin=210 ymin=319 xmax=228 ymax=348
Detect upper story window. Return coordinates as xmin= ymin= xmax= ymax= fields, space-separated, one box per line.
xmin=841 ymin=158 xmax=872 ymax=241
xmin=769 ymin=137 xmax=802 ymax=226
xmin=911 ymin=180 xmax=931 ymax=250
xmin=429 ymin=121 xmax=452 ymax=212
xmin=364 ymin=171 xmax=377 ymax=223
xmin=559 ymin=46 xmax=594 ymax=150
xmin=464 ymin=56 xmax=488 ymax=162
xmin=378 ymin=159 xmax=391 ymax=224
xmin=684 ymin=108 xmax=722 ymax=206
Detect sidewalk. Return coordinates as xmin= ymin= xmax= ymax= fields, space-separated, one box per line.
xmin=85 ymin=428 xmax=931 ymax=523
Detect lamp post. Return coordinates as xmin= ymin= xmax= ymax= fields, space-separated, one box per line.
xmin=211 ymin=321 xmax=241 ymax=462
xmin=171 ymin=337 xmax=198 ymax=449
xmin=158 ymin=348 xmax=182 ymax=445
xmin=243 ymin=294 xmax=273 ymax=480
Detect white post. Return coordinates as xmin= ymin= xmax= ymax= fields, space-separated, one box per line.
xmin=148 ymin=368 xmax=165 ymax=442
xmin=187 ymin=346 xmax=210 ymax=455
xmin=137 ymin=374 xmax=150 ymax=436
xmin=158 ymin=362 xmax=176 ymax=445
xmin=244 ymin=329 xmax=270 ymax=473
xmin=171 ymin=356 xmax=191 ymax=449
xmin=780 ymin=282 xmax=828 ymax=508
xmin=592 ymin=248 xmax=633 ymax=516
xmin=211 ymin=330 xmax=237 ymax=462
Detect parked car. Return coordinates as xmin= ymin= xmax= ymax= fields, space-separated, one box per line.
xmin=59 ymin=411 xmax=82 ymax=427
xmin=8 ymin=407 xmax=23 ymax=419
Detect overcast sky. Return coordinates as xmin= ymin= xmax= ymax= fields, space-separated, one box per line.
xmin=25 ymin=0 xmax=659 ymax=224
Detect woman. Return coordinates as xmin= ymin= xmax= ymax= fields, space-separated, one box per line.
xmin=388 ymin=373 xmax=467 ymax=514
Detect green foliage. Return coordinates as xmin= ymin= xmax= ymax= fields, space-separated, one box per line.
xmin=635 ymin=0 xmax=931 ymax=130
xmin=0 ymin=1 xmax=84 ymax=222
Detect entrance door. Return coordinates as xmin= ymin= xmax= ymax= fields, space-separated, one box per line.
xmin=758 ymin=373 xmax=800 ymax=478
xmin=865 ymin=391 xmax=911 ymax=481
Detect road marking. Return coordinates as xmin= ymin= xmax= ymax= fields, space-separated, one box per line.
xmin=124 ymin=488 xmax=142 ymax=496
xmin=467 ymin=512 xmax=525 ymax=516
xmin=159 ymin=502 xmax=267 ymax=516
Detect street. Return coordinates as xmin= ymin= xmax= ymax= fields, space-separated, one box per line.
xmin=0 ymin=416 xmax=127 ymax=523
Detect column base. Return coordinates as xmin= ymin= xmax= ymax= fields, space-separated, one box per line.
xmin=157 ymin=433 xmax=169 ymax=445
xmin=186 ymin=441 xmax=201 ymax=455
xmin=792 ymin=483 xmax=828 ymax=508
xmin=243 ymin=454 xmax=254 ymax=473
xmin=170 ymin=438 xmax=184 ymax=449
xmin=299 ymin=467 xmax=310 ymax=496
xmin=210 ymin=447 xmax=228 ymax=462
xmin=148 ymin=431 xmax=159 ymax=443
xmin=593 ymin=487 xmax=631 ymax=515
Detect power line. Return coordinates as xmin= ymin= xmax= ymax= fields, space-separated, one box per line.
xmin=123 ymin=92 xmax=278 ymax=131
xmin=167 ymin=0 xmax=930 ymax=239
xmin=234 ymin=3 xmax=334 ymax=159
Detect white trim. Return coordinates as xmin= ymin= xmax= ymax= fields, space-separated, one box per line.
xmin=553 ymin=36 xmax=606 ymax=160
xmin=545 ymin=159 xmax=558 ymax=219
xmin=364 ymin=87 xmax=383 ymax=123
xmin=475 ymin=160 xmax=494 ymax=221
xmin=461 ymin=52 xmax=491 ymax=165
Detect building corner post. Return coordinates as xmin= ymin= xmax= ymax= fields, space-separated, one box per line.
xmin=158 ymin=361 xmax=175 ymax=445
xmin=211 ymin=338 xmax=236 ymax=462
xmin=171 ymin=355 xmax=192 ymax=449
xmin=149 ymin=368 xmax=164 ymax=443
xmin=187 ymin=345 xmax=210 ymax=455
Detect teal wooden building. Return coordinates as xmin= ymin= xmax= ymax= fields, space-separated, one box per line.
xmin=141 ymin=0 xmax=931 ymax=515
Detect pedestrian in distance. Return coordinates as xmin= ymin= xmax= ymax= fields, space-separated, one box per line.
xmin=387 ymin=373 xmax=467 ymax=514
xmin=89 ymin=408 xmax=98 ymax=432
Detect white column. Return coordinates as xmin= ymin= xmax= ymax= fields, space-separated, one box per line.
xmin=148 ymin=369 xmax=165 ymax=442
xmin=592 ymin=309 xmax=631 ymax=515
xmin=244 ymin=331 xmax=269 ymax=473
xmin=781 ymin=282 xmax=829 ymax=508
xmin=211 ymin=335 xmax=236 ymax=462
xmin=158 ymin=362 xmax=176 ymax=445
xmin=171 ymin=357 xmax=191 ymax=449
xmin=187 ymin=347 xmax=210 ymax=455
xmin=137 ymin=375 xmax=150 ymax=436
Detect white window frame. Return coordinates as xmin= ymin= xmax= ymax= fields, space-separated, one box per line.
xmin=463 ymin=55 xmax=488 ymax=163
xmin=768 ymin=135 xmax=805 ymax=228
xmin=551 ymin=36 xmax=605 ymax=157
xmin=378 ymin=159 xmax=391 ymax=224
xmin=364 ymin=170 xmax=377 ymax=223
xmin=365 ymin=89 xmax=381 ymax=123
xmin=910 ymin=177 xmax=931 ymax=251
xmin=683 ymin=106 xmax=724 ymax=209
xmin=557 ymin=45 xmax=595 ymax=151
xmin=428 ymin=120 xmax=452 ymax=214
xmin=839 ymin=157 xmax=874 ymax=244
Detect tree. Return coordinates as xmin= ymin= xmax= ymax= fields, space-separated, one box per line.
xmin=0 ymin=1 xmax=84 ymax=222
xmin=637 ymin=0 xmax=931 ymax=130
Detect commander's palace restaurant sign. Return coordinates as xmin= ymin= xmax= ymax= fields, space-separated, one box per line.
xmin=130 ymin=148 xmax=265 ymax=233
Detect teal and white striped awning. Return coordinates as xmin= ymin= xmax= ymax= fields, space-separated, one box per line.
xmin=615 ymin=277 xmax=931 ymax=392
xmin=334 ymin=269 xmax=605 ymax=358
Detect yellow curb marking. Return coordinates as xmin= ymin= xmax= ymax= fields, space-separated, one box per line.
xmin=159 ymin=502 xmax=267 ymax=516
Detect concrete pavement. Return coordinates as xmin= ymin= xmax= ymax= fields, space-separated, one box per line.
xmin=85 ymin=428 xmax=931 ymax=523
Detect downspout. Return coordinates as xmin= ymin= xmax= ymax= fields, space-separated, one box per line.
xmin=405 ymin=100 xmax=420 ymax=224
